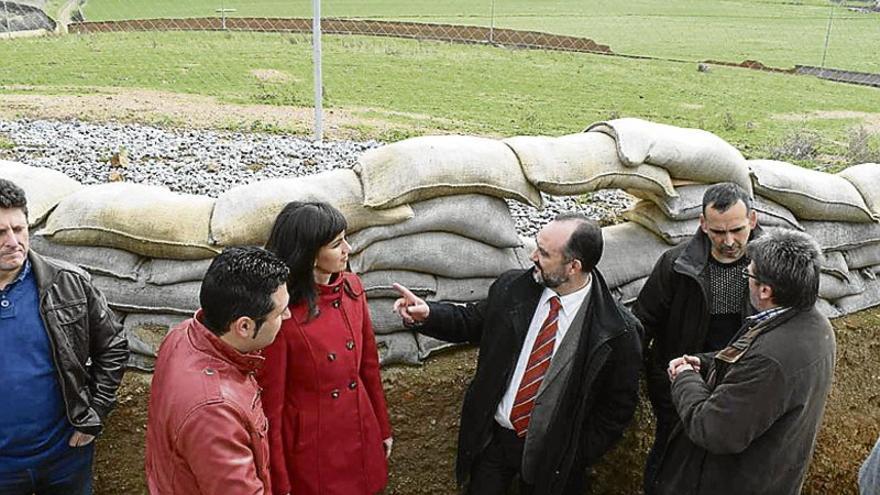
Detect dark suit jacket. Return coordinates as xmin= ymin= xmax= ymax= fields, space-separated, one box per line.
xmin=419 ymin=268 xmax=642 ymax=495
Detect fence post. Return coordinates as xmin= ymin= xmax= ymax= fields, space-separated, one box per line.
xmin=312 ymin=0 xmax=324 ymax=141
xmin=489 ymin=0 xmax=496 ymax=44
xmin=820 ymin=2 xmax=835 ymax=70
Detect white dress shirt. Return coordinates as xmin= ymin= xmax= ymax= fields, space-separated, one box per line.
xmin=494 ymin=277 xmax=592 ymax=430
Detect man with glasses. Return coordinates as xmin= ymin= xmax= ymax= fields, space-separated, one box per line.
xmin=392 ymin=213 xmax=642 ymax=495
xmin=633 ymin=182 xmax=761 ymax=492
xmin=655 ymin=228 xmax=835 ymax=495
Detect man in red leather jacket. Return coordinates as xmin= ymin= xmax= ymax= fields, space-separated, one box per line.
xmin=145 ymin=247 xmax=291 ymax=494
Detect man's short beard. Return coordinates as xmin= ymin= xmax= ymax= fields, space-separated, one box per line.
xmin=533 ymin=265 xmax=567 ymax=288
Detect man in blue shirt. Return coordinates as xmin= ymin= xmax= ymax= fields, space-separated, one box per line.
xmin=0 ymin=178 xmax=128 ymax=494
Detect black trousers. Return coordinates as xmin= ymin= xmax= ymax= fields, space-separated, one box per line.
xmin=467 ymin=423 xmax=533 ymax=495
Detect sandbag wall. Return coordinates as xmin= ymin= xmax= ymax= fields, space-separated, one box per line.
xmin=4 ymin=118 xmax=880 ymax=373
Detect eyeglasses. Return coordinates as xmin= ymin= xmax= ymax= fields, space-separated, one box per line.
xmin=741 ymin=267 xmax=760 ymax=282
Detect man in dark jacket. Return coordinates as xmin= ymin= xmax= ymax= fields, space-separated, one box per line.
xmin=0 ymin=178 xmax=128 ymax=494
xmin=633 ymin=182 xmax=760 ymax=491
xmin=656 ymin=228 xmax=835 ymax=495
xmin=393 ymin=213 xmax=642 ymax=495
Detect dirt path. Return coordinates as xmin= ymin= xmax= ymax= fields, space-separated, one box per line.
xmin=55 ymin=0 xmax=79 ymax=34
xmin=0 ymin=87 xmax=458 ymax=140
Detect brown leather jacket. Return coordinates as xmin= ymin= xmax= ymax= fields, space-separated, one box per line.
xmin=31 ymin=250 xmax=128 ymax=436
xmin=146 ymin=312 xmax=272 ymax=494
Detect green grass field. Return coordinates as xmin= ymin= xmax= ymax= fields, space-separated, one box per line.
xmin=1 ymin=31 xmax=878 ymax=166
xmin=79 ymin=0 xmax=880 ymax=72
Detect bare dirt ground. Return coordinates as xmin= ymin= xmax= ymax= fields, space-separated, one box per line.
xmin=0 ymin=87 xmax=462 ymax=140
xmin=94 ymin=309 xmax=880 ymax=494
xmin=773 ymin=110 xmax=880 ymax=134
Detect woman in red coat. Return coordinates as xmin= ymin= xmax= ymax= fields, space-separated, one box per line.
xmin=259 ymin=201 xmax=392 ymax=495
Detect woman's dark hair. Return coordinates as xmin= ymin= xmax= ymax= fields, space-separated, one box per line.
xmin=265 ymin=201 xmax=347 ymax=319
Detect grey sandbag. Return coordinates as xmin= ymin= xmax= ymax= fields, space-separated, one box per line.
xmin=42 ymin=182 xmax=219 ymax=260
xmin=360 ymin=270 xmax=436 ymax=299
xmin=749 ymin=159 xmax=876 ymax=222
xmin=623 ymin=201 xmax=699 ymax=245
xmin=348 ymin=194 xmax=521 ymax=253
xmin=350 ymin=232 xmax=526 ymax=279
xmin=585 ymin=118 xmax=752 ymax=195
xmin=630 ymin=184 xmax=803 ymax=230
xmin=819 ymin=272 xmax=866 ymax=300
xmin=432 ymin=277 xmax=495 ymax=302
xmin=141 ymin=257 xmax=214 ymax=286
xmin=0 ymin=160 xmax=82 ymax=226
xmin=821 ymin=251 xmax=851 ymax=281
xmin=802 ymin=220 xmax=880 ymax=251
xmin=367 ymin=298 xmax=408 ymax=335
xmin=355 ymin=135 xmax=543 ymax=209
xmin=814 ymin=299 xmax=842 ymax=319
xmin=211 ymin=169 xmax=414 ymax=247
xmin=417 ymin=333 xmax=464 ymax=361
xmin=843 ymin=243 xmax=880 ymax=270
xmin=835 ymin=277 xmax=880 ymax=315
xmin=613 ymin=277 xmax=647 ymax=306
xmin=29 ymin=235 xmax=142 ymax=281
xmin=92 ymin=275 xmax=200 ymax=315
xmin=503 ymin=132 xmax=677 ymax=197
xmin=123 ymin=313 xmax=187 ymax=358
xmin=376 ymin=332 xmax=420 ymax=366
xmin=597 ymin=222 xmax=672 ymax=289
xmin=838 ymin=162 xmax=880 ymax=218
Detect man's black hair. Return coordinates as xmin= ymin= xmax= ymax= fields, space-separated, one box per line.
xmin=0 ymin=178 xmax=28 ymax=219
xmin=702 ymin=182 xmax=752 ymax=215
xmin=554 ymin=212 xmax=603 ymax=273
xmin=199 ymin=246 xmax=290 ymax=337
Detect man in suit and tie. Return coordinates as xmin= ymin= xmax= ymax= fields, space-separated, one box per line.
xmin=393 ymin=212 xmax=642 ymax=495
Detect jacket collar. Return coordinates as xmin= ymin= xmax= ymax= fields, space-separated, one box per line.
xmin=188 ymin=310 xmax=265 ymax=374
xmin=509 ymin=268 xmax=628 ymax=344
xmin=28 ymin=250 xmax=56 ymax=293
xmin=674 ymin=224 xmax=764 ymax=278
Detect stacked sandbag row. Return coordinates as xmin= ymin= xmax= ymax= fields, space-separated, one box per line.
xmin=353 ymin=137 xmax=545 ymax=362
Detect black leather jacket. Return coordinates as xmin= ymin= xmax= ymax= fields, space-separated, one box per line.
xmin=30 ymin=249 xmax=128 ymax=436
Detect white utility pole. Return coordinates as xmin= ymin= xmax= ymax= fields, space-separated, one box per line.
xmin=312 ymin=0 xmax=323 ymax=141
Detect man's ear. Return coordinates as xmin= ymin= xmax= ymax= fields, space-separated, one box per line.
xmin=699 ymin=213 xmax=708 ymax=234
xmin=570 ymin=258 xmax=583 ymax=275
xmin=228 ymin=316 xmax=255 ymax=340
xmin=748 ymin=209 xmax=758 ymax=229
xmin=758 ymin=283 xmax=774 ymax=304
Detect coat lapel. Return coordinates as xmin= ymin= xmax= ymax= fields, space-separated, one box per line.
xmin=535 ymin=294 xmax=590 ymax=398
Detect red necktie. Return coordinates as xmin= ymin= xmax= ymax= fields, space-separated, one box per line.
xmin=509 ymin=296 xmax=561 ymax=438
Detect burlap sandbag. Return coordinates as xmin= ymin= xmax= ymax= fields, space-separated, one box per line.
xmin=629 ymin=184 xmax=802 ymax=230
xmin=819 ymin=272 xmax=866 ymax=300
xmin=803 ymin=220 xmax=880 ymax=251
xmin=503 ymin=133 xmax=677 ymax=197
xmin=91 ymin=275 xmax=200 ymax=315
xmin=360 ymin=270 xmax=436 ymax=299
xmin=842 ymin=243 xmax=880 ymax=270
xmin=432 ymin=276 xmax=495 ymax=302
xmin=814 ymin=299 xmax=842 ymax=319
xmin=597 ymin=222 xmax=672 ymax=289
xmin=348 ymin=194 xmax=521 ymax=254
xmin=613 ymin=277 xmax=647 ymax=306
xmin=417 ymin=333 xmax=464 ymax=361
xmin=350 ymin=232 xmax=527 ymax=279
xmin=585 ymin=118 xmax=751 ymax=194
xmin=821 ymin=251 xmax=851 ymax=281
xmin=211 ymin=169 xmax=413 ymax=247
xmin=376 ymin=332 xmax=420 ymax=366
xmin=124 ymin=313 xmax=187 ymax=358
xmin=623 ymin=202 xmax=699 ymax=245
xmin=141 ymin=258 xmax=214 ymax=286
xmin=835 ymin=277 xmax=880 ymax=315
xmin=839 ymin=162 xmax=880 ymax=218
xmin=0 ymin=160 xmax=82 ymax=225
xmin=367 ymin=298 xmax=408 ymax=335
xmin=749 ymin=160 xmax=876 ymax=223
xmin=355 ymin=135 xmax=542 ymax=209
xmin=29 ymin=235 xmax=142 ymax=281
xmin=42 ymin=183 xmax=218 ymax=260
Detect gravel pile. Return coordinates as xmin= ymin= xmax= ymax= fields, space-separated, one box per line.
xmin=0 ymin=118 xmax=633 ymax=237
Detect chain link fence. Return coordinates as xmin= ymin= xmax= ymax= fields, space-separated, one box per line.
xmin=0 ymin=0 xmax=878 ymax=137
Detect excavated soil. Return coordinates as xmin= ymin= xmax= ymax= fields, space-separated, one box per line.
xmin=94 ymin=308 xmax=879 ymax=494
